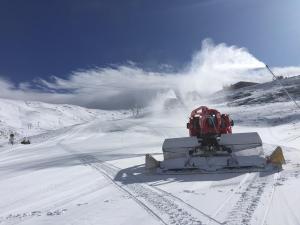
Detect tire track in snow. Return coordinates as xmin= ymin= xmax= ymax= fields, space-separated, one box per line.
xmin=259 ymin=173 xmax=280 ymax=225
xmin=61 ymin=146 xmax=221 ymax=225
xmin=208 ymin=173 xmax=253 ymax=223
xmin=60 ymin=147 xmax=168 ymax=225
xmin=150 ymin=185 xmax=223 ymax=225
xmin=224 ymin=172 xmax=274 ymax=225
xmin=78 ymin=155 xmax=204 ymax=225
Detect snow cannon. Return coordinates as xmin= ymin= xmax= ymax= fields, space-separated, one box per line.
xmin=145 ymin=106 xmax=285 ymax=173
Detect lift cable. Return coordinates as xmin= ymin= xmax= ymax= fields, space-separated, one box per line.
xmin=265 ymin=64 xmax=300 ymax=110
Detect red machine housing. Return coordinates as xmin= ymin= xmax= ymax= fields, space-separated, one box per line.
xmin=187 ymin=106 xmax=233 ymax=137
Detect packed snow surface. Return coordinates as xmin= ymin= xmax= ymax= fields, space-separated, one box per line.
xmin=0 ymin=85 xmax=300 ymax=225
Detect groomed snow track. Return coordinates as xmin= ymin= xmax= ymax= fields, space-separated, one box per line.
xmin=61 ymin=144 xmax=224 ymax=225
xmin=224 ymin=173 xmax=277 ymax=225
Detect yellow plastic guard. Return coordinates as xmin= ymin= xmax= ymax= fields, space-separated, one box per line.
xmin=145 ymin=154 xmax=160 ymax=170
xmin=269 ymin=146 xmax=286 ymax=166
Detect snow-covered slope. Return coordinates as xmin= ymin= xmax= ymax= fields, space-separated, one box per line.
xmin=0 ymin=76 xmax=299 ymax=225
xmin=0 ymin=98 xmax=126 ymax=144
xmin=211 ymin=75 xmax=300 ymax=106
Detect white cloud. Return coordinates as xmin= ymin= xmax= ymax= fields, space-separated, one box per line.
xmin=0 ymin=39 xmax=299 ymax=110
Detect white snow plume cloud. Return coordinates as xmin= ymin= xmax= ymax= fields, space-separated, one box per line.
xmin=0 ymin=39 xmax=299 ymax=110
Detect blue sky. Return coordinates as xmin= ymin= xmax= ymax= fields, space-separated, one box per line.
xmin=0 ymin=0 xmax=299 ymax=83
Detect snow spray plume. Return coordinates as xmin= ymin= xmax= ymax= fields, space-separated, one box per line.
xmin=0 ymin=39 xmax=299 ymax=110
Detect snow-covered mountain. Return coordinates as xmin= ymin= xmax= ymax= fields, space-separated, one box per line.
xmin=0 ymin=98 xmax=128 ymax=144
xmin=211 ymin=75 xmax=300 ymax=106
xmin=0 ymin=76 xmax=299 ymax=225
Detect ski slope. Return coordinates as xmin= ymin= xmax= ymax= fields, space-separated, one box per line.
xmin=0 ymin=98 xmax=127 ymax=145
xmin=0 ymin=95 xmax=300 ymax=225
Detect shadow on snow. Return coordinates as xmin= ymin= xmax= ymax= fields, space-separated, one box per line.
xmin=114 ymin=164 xmax=278 ymax=185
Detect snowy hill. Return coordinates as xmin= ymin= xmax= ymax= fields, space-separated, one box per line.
xmin=0 ymin=76 xmax=299 ymax=225
xmin=0 ymin=98 xmax=126 ymax=144
xmin=211 ymin=75 xmax=300 ymax=106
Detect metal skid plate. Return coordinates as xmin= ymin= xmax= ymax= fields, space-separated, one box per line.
xmin=160 ymin=150 xmax=266 ymax=171
xmin=160 ymin=132 xmax=266 ymax=171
